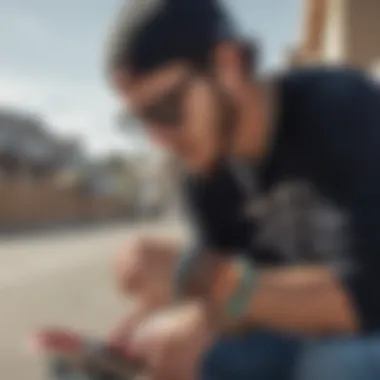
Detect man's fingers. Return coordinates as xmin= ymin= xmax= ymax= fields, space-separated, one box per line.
xmin=129 ymin=311 xmax=170 ymax=356
xmin=29 ymin=329 xmax=82 ymax=353
xmin=145 ymin=351 xmax=178 ymax=380
xmin=108 ymin=321 xmax=131 ymax=345
xmin=129 ymin=328 xmax=157 ymax=358
xmin=144 ymin=336 xmax=196 ymax=380
xmin=148 ymin=356 xmax=195 ymax=380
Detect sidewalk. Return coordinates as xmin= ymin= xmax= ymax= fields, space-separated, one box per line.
xmin=0 ymin=221 xmax=187 ymax=380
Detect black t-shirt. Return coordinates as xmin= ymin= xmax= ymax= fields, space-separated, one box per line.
xmin=184 ymin=67 xmax=380 ymax=332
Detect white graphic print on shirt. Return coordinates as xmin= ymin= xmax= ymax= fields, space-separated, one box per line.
xmin=245 ymin=181 xmax=352 ymax=268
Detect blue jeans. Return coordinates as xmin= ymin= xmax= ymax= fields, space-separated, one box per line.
xmin=202 ymin=330 xmax=300 ymax=380
xmin=202 ymin=330 xmax=380 ymax=380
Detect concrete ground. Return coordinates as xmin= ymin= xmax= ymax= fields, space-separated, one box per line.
xmin=0 ymin=221 xmax=186 ymax=380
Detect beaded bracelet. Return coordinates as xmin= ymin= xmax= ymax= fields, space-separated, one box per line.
xmin=224 ymin=256 xmax=257 ymax=321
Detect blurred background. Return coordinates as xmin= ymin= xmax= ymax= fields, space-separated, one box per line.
xmin=0 ymin=0 xmax=379 ymax=378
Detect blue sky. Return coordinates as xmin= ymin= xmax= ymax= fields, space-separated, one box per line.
xmin=0 ymin=0 xmax=303 ymax=157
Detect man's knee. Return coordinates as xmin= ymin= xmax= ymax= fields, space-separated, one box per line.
xmin=201 ymin=331 xmax=300 ymax=380
xmin=295 ymin=337 xmax=380 ymax=380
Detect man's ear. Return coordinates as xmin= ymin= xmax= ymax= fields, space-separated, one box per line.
xmin=212 ymin=43 xmax=244 ymax=95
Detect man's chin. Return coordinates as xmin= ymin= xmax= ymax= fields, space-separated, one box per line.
xmin=185 ymin=157 xmax=220 ymax=178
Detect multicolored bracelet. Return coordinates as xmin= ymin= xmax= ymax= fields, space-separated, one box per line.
xmin=224 ymin=257 xmax=257 ymax=322
xmin=172 ymin=244 xmax=203 ymax=300
xmin=173 ymin=247 xmax=258 ymax=323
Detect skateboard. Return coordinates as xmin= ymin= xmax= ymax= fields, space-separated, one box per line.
xmin=30 ymin=328 xmax=144 ymax=380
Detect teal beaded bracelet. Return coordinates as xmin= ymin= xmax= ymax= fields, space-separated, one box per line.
xmin=225 ymin=257 xmax=257 ymax=321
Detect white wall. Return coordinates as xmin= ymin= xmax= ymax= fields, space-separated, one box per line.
xmin=322 ymin=0 xmax=346 ymax=63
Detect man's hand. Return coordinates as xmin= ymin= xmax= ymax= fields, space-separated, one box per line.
xmin=130 ymin=301 xmax=215 ymax=380
xmin=114 ymin=234 xmax=180 ymax=302
xmin=108 ymin=309 xmax=142 ymax=349
xmin=108 ymin=301 xmax=166 ymax=357
xmin=109 ymin=235 xmax=182 ymax=358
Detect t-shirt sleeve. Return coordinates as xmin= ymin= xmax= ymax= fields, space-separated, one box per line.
xmin=323 ymin=74 xmax=380 ymax=332
xmin=183 ymin=170 xmax=252 ymax=255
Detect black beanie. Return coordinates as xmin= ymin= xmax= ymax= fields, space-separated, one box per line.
xmin=106 ymin=0 xmax=237 ymax=75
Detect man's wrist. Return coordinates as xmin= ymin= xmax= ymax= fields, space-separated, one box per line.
xmin=173 ymin=248 xmax=259 ymax=324
xmin=223 ymin=257 xmax=258 ymax=322
xmin=188 ymin=257 xmax=259 ymax=332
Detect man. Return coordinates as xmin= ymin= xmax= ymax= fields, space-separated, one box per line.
xmin=106 ymin=0 xmax=380 ymax=379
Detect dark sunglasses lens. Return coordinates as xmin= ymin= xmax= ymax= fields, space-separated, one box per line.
xmin=143 ymin=102 xmax=183 ymax=126
xmin=143 ymin=78 xmax=191 ymax=126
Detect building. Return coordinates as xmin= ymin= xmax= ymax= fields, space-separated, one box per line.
xmin=0 ymin=110 xmax=135 ymax=227
xmin=290 ymin=0 xmax=380 ymax=71
xmin=0 ymin=108 xmax=84 ymax=180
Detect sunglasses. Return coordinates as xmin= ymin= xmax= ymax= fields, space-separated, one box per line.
xmin=123 ymin=77 xmax=193 ymax=128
